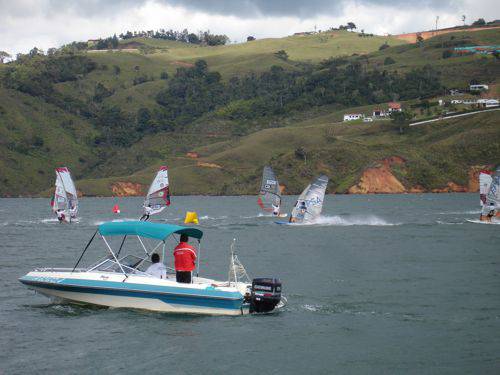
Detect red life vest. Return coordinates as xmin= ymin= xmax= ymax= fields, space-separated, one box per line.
xmin=173 ymin=242 xmax=197 ymax=271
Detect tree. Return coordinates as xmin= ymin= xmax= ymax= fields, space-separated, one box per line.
xmin=160 ymin=71 xmax=169 ymax=79
xmin=187 ymin=33 xmax=200 ymax=44
xmin=275 ymin=50 xmax=288 ymax=60
xmin=442 ymin=49 xmax=453 ymax=59
xmin=472 ymin=18 xmax=485 ymax=26
xmin=379 ymin=42 xmax=390 ymax=51
xmin=0 ymin=51 xmax=11 ymax=63
xmin=416 ymin=33 xmax=424 ymax=44
xmin=136 ymin=107 xmax=152 ymax=132
xmin=113 ymin=65 xmax=121 ymax=75
xmin=247 ymin=36 xmax=256 ymax=42
xmin=390 ymin=110 xmax=414 ymax=134
xmin=347 ymin=22 xmax=357 ymax=31
xmin=384 ymin=56 xmax=396 ymax=65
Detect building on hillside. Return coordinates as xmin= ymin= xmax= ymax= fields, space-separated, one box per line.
xmin=363 ymin=117 xmax=373 ymax=122
xmin=470 ymin=84 xmax=489 ymax=92
xmin=449 ymin=89 xmax=464 ymax=96
xmin=372 ymin=108 xmax=388 ymax=117
xmin=343 ymin=113 xmax=363 ymax=121
xmin=388 ymin=102 xmax=402 ymax=113
xmin=477 ymin=99 xmax=499 ymax=108
xmin=451 ymin=99 xmax=463 ymax=104
xmin=463 ymin=99 xmax=477 ymax=105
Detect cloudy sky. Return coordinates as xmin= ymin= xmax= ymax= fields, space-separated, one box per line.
xmin=1 ymin=0 xmax=498 ymax=55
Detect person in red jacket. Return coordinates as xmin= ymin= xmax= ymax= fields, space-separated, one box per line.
xmin=173 ymin=234 xmax=197 ymax=283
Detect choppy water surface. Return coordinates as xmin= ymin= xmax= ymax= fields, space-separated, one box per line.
xmin=1 ymin=194 xmax=499 ymax=374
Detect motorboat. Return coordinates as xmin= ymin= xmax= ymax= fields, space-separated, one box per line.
xmin=19 ymin=221 xmax=283 ymax=316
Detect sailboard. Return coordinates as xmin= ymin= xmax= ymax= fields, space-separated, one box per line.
xmin=142 ymin=166 xmax=170 ymax=219
xmin=257 ymin=166 xmax=286 ymax=217
xmin=288 ymin=175 xmax=329 ymax=224
xmin=479 ymin=166 xmax=500 ymax=222
xmin=51 ymin=167 xmax=78 ymax=223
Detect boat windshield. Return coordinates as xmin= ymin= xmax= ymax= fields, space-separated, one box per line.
xmin=89 ymin=255 xmax=151 ymax=275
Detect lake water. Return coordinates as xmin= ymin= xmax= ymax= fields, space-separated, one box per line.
xmin=1 ymin=194 xmax=499 ymax=374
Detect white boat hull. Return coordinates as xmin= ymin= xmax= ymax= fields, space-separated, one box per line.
xmin=20 ymin=271 xmax=250 ymax=316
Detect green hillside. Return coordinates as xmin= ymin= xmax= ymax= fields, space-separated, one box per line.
xmin=0 ymin=28 xmax=499 ymax=197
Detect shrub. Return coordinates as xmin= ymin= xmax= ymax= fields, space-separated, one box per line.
xmin=384 ymin=56 xmax=396 ymax=65
xmin=442 ymin=49 xmax=453 ymax=59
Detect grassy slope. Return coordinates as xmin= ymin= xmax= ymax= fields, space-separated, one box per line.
xmin=55 ymin=31 xmax=406 ymax=115
xmin=77 ymin=110 xmax=500 ymax=196
xmin=2 ymin=29 xmax=500 ymax=196
xmin=0 ymin=88 xmax=99 ymax=196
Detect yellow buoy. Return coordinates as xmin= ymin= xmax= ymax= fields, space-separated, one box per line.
xmin=184 ymin=211 xmax=199 ymax=225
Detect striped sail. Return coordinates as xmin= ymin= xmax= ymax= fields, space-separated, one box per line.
xmin=52 ymin=167 xmax=78 ymax=221
xmin=143 ymin=166 xmax=170 ymax=216
xmin=479 ymin=170 xmax=493 ymax=207
xmin=257 ymin=166 xmax=281 ymax=213
xmin=290 ymin=175 xmax=328 ymax=223
xmin=483 ymin=167 xmax=500 ymax=213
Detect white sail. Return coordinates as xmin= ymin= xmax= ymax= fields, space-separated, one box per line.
xmin=258 ymin=166 xmax=281 ymax=214
xmin=52 ymin=167 xmax=78 ymax=222
xmin=143 ymin=166 xmax=170 ymax=216
xmin=483 ymin=167 xmax=500 ymax=212
xmin=479 ymin=170 xmax=493 ymax=207
xmin=290 ymin=175 xmax=329 ymax=223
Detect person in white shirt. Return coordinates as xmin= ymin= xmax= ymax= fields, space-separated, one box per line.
xmin=145 ymin=253 xmax=167 ymax=279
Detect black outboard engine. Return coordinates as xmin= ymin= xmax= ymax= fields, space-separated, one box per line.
xmin=250 ymin=278 xmax=282 ymax=313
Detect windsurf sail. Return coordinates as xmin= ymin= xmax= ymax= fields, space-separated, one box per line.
xmin=52 ymin=167 xmax=78 ymax=222
xmin=257 ymin=166 xmax=281 ymax=214
xmin=290 ymin=175 xmax=329 ymax=223
xmin=143 ymin=166 xmax=170 ymax=218
xmin=483 ymin=167 xmax=500 ymax=212
xmin=479 ymin=170 xmax=493 ymax=207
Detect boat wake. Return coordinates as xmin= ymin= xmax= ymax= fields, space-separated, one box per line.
xmin=299 ymin=215 xmax=400 ymax=227
xmin=465 ymin=219 xmax=500 ymax=225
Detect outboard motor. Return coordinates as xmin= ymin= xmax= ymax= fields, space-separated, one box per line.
xmin=250 ymin=278 xmax=282 ymax=313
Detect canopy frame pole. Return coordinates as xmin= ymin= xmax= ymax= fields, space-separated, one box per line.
xmin=115 ymin=235 xmax=128 ymax=258
xmin=196 ymin=240 xmax=201 ymax=277
xmin=162 ymin=242 xmax=166 ymax=266
xmin=71 ymin=229 xmax=98 ymax=273
xmin=136 ymin=236 xmax=150 ymax=257
xmin=101 ymin=235 xmax=127 ymax=278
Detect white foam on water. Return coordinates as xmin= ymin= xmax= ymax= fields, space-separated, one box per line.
xmin=438 ymin=210 xmax=481 ymax=215
xmin=436 ymin=220 xmax=464 ymax=225
xmin=298 ymin=215 xmax=400 ymax=227
xmin=92 ymin=218 xmax=137 ymax=225
xmin=466 ymin=219 xmax=500 ymax=225
xmin=199 ymin=215 xmax=227 ymax=220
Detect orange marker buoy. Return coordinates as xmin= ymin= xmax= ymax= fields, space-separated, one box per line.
xmin=113 ymin=204 xmax=121 ymax=214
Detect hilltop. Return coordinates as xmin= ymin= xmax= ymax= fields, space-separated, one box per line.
xmin=0 ymin=28 xmax=499 ymax=197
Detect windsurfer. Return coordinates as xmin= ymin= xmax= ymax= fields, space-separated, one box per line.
xmin=56 ymin=210 xmax=65 ymax=223
xmin=140 ymin=205 xmax=153 ymax=221
xmin=272 ymin=204 xmax=280 ymax=216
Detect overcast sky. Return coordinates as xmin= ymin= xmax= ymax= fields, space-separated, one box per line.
xmin=1 ymin=0 xmax=498 ymax=55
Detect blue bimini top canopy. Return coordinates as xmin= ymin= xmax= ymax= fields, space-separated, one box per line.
xmin=98 ymin=221 xmax=203 ymax=241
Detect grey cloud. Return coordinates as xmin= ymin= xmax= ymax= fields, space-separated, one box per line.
xmin=0 ymin=0 xmax=464 ymax=20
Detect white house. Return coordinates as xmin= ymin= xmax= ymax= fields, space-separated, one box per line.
xmin=363 ymin=117 xmax=373 ymax=122
xmin=372 ymin=108 xmax=387 ymax=117
xmin=343 ymin=113 xmax=363 ymax=121
xmin=451 ymin=100 xmax=463 ymax=104
xmin=470 ymin=84 xmax=489 ymax=91
xmin=478 ymin=99 xmax=499 ymax=108
xmin=388 ymin=102 xmax=402 ymax=112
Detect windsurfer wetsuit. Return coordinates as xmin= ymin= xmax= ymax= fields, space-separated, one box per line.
xmin=480 ymin=203 xmax=497 ymax=222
